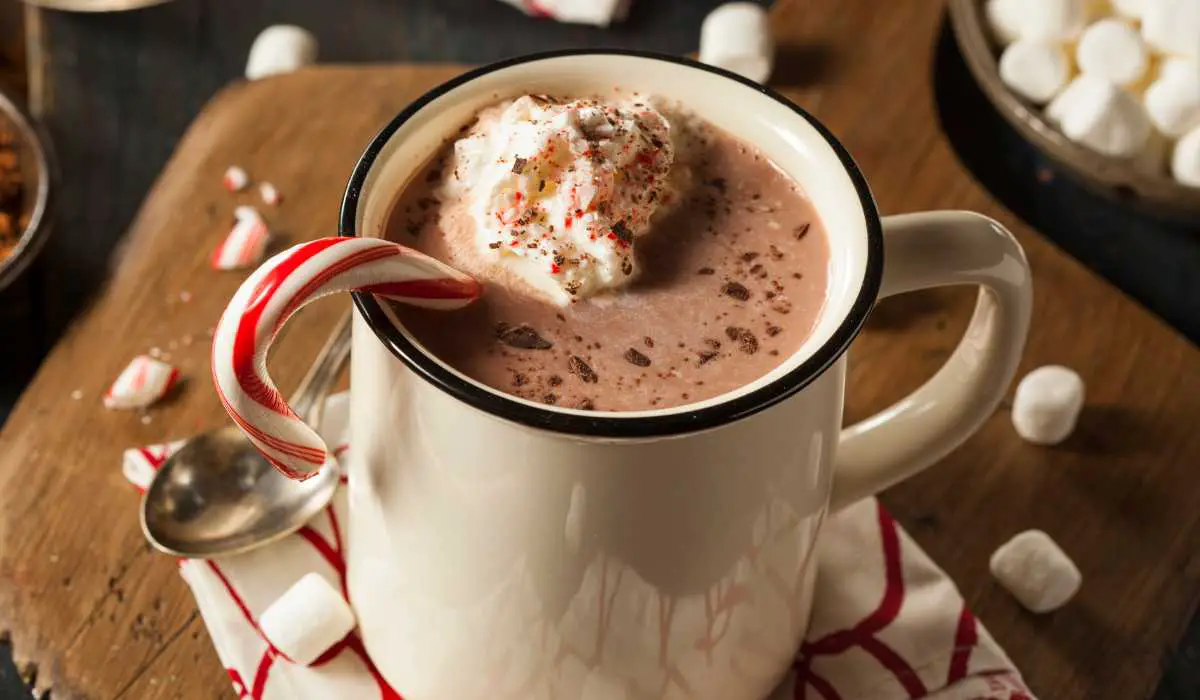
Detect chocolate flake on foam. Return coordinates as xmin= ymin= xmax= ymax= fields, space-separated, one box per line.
xmin=496 ymin=323 xmax=553 ymax=350
xmin=721 ymin=281 xmax=751 ymax=301
xmin=725 ymin=327 xmax=760 ymax=355
xmin=568 ymin=356 xmax=599 ymax=384
xmin=624 ymin=348 xmax=652 ymax=367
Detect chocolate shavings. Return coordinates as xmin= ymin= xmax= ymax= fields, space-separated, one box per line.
xmin=624 ymin=348 xmax=652 ymax=367
xmin=496 ymin=323 xmax=553 ymax=350
xmin=721 ymin=281 xmax=751 ymax=301
xmin=568 ymin=356 xmax=599 ymax=383
xmin=726 ymin=327 xmax=760 ymax=355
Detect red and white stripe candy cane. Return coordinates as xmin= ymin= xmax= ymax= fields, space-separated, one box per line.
xmin=211 ymin=237 xmax=481 ymax=480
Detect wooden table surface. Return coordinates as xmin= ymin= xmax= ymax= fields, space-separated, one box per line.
xmin=1 ymin=0 xmax=1198 ymax=698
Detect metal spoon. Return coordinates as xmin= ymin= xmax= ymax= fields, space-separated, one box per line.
xmin=141 ymin=311 xmax=352 ymax=558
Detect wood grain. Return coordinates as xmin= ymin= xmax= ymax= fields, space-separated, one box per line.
xmin=0 ymin=1 xmax=1196 ymax=697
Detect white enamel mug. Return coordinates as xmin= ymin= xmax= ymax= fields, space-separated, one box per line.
xmin=212 ymin=51 xmax=1032 ymax=700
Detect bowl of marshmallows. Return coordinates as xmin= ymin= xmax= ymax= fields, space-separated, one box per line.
xmin=949 ymin=0 xmax=1200 ymax=216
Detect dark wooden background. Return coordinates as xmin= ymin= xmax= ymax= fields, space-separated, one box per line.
xmin=0 ymin=0 xmax=1196 ymax=697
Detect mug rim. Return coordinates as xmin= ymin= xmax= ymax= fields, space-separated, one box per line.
xmin=340 ymin=48 xmax=883 ymax=438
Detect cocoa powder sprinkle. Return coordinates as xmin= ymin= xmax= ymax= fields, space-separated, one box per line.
xmin=697 ymin=267 xmax=715 ymax=276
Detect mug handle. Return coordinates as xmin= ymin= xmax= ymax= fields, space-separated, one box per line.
xmin=211 ymin=237 xmax=481 ymax=480
xmin=829 ymin=211 xmax=1032 ymax=512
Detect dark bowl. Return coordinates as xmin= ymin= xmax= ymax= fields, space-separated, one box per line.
xmin=0 ymin=86 xmax=53 ymax=293
xmin=948 ymin=0 xmax=1200 ymax=218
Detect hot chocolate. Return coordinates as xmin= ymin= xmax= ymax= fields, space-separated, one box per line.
xmin=381 ymin=96 xmax=829 ymax=412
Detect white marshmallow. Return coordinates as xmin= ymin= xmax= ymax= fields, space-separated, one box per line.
xmin=1047 ymin=74 xmax=1152 ymax=156
xmin=1144 ymin=60 xmax=1200 ymax=136
xmin=1160 ymin=56 xmax=1198 ymax=82
xmin=245 ymin=25 xmax=318 ymax=80
xmin=1142 ymin=0 xmax=1200 ymax=60
xmin=1015 ymin=0 xmax=1089 ymax=41
xmin=990 ymin=530 xmax=1082 ymax=613
xmin=1000 ymin=40 xmax=1073 ymax=104
xmin=1112 ymin=0 xmax=1149 ymax=18
xmin=985 ymin=0 xmax=1027 ymax=45
xmin=1076 ymin=19 xmax=1149 ymax=87
xmin=1171 ymin=125 xmax=1200 ymax=186
xmin=1012 ymin=365 xmax=1085 ymax=445
xmin=259 ymin=573 xmax=356 ymax=666
xmin=699 ymin=2 xmax=774 ymax=84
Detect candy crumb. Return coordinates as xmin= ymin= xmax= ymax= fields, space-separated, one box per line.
xmin=223 ymin=166 xmax=249 ymax=192
xmin=259 ymin=181 xmax=282 ymax=206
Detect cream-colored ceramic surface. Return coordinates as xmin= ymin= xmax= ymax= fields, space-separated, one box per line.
xmin=209 ymin=55 xmax=1033 ymax=700
xmin=830 ymin=211 xmax=1031 ymax=511
xmin=348 ymin=311 xmax=832 ymax=699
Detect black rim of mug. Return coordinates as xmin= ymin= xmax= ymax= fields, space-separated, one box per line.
xmin=340 ymin=48 xmax=884 ymax=438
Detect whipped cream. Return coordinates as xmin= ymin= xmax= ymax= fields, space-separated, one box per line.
xmin=445 ymin=95 xmax=675 ymax=304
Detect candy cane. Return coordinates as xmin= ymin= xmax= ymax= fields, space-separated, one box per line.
xmin=212 ymin=237 xmax=481 ymax=479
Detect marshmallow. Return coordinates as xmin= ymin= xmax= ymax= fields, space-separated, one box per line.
xmin=990 ymin=530 xmax=1082 ymax=613
xmin=1077 ymin=19 xmax=1149 ymax=87
xmin=1000 ymin=40 xmax=1073 ymax=104
xmin=699 ymin=2 xmax=774 ymax=84
xmin=1047 ymin=74 xmax=1152 ymax=156
xmin=1012 ymin=365 xmax=1085 ymax=445
xmin=211 ymin=206 xmax=271 ymax=270
xmin=1171 ymin=125 xmax=1200 ymax=186
xmin=985 ymin=0 xmax=1026 ymax=45
xmin=1144 ymin=60 xmax=1200 ymax=136
xmin=1160 ymin=56 xmax=1198 ymax=83
xmin=259 ymin=573 xmax=356 ymax=666
xmin=245 ymin=25 xmax=318 ymax=81
xmin=1008 ymin=0 xmax=1089 ymax=41
xmin=223 ymin=166 xmax=249 ymax=193
xmin=104 ymin=356 xmax=181 ymax=410
xmin=1143 ymin=0 xmax=1200 ymax=59
xmin=1112 ymin=0 xmax=1148 ymax=18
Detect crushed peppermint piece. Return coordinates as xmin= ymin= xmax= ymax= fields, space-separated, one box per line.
xmin=104 ymin=356 xmax=181 ymax=410
xmin=223 ymin=166 xmax=249 ymax=192
xmin=259 ymin=181 xmax=282 ymax=206
xmin=212 ymin=207 xmax=270 ymax=270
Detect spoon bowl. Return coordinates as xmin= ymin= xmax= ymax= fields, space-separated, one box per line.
xmin=140 ymin=426 xmax=340 ymax=557
xmin=140 ymin=311 xmax=351 ymax=558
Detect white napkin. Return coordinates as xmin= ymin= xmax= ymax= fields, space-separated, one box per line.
xmin=496 ymin=0 xmax=632 ymax=26
xmin=124 ymin=393 xmax=1034 ymax=700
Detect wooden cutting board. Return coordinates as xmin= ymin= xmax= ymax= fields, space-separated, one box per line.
xmin=1 ymin=1 xmax=1197 ymax=698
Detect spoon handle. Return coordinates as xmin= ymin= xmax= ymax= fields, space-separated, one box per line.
xmin=288 ymin=310 xmax=353 ymax=432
